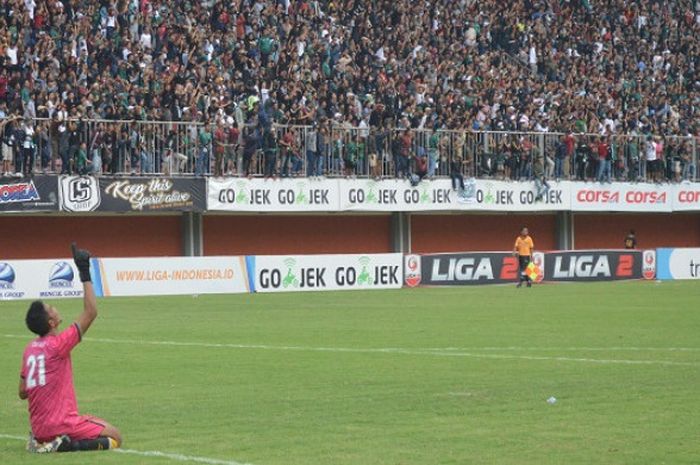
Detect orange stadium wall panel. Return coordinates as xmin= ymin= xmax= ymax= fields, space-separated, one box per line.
xmin=573 ymin=213 xmax=700 ymax=250
xmin=0 ymin=215 xmax=182 ymax=259
xmin=410 ymin=214 xmax=557 ymax=253
xmin=203 ymin=215 xmax=392 ymax=256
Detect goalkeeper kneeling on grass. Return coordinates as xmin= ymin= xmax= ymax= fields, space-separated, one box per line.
xmin=19 ymin=243 xmax=122 ymax=453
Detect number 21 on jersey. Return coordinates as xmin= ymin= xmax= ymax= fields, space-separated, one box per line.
xmin=26 ymin=354 xmax=46 ymax=388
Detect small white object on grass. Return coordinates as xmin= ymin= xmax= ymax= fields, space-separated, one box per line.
xmin=547 ymin=396 xmax=557 ymax=404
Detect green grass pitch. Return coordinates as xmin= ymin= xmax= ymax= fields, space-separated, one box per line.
xmin=1 ymin=281 xmax=699 ymax=465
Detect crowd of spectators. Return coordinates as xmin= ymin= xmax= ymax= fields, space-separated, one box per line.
xmin=0 ymin=0 xmax=699 ymax=179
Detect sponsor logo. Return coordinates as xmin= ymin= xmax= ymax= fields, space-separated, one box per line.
xmin=552 ymin=255 xmax=612 ymax=279
xmin=60 ymin=176 xmax=101 ymax=212
xmin=48 ymin=262 xmax=74 ymax=288
xmin=577 ymin=190 xmax=620 ymax=204
xmin=0 ymin=262 xmax=25 ymax=299
xmin=0 ymin=181 xmax=40 ymax=204
xmin=430 ymin=257 xmax=495 ymax=281
xmin=677 ymin=190 xmax=700 ymax=204
xmin=531 ymin=252 xmax=545 ymax=283
xmin=258 ymin=256 xmax=399 ymax=290
xmin=0 ymin=262 xmax=16 ymax=289
xmin=217 ymin=182 xmax=329 ymax=207
xmin=404 ymin=254 xmax=422 ymax=287
xmin=577 ymin=189 xmax=667 ymax=205
xmin=642 ymin=250 xmax=656 ymax=280
xmin=105 ymin=178 xmax=192 ymax=210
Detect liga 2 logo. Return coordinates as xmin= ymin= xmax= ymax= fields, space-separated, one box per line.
xmin=404 ymin=254 xmax=422 ymax=287
xmin=60 ymin=176 xmax=101 ymax=212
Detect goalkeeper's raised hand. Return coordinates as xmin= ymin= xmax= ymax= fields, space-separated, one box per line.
xmin=71 ymin=242 xmax=91 ymax=283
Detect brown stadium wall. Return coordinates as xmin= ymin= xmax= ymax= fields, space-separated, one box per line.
xmin=0 ymin=215 xmax=182 ymax=259
xmin=573 ymin=213 xmax=700 ymax=250
xmin=203 ymin=214 xmax=393 ymax=255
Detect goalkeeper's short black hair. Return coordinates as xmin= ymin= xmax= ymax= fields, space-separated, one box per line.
xmin=26 ymin=301 xmax=50 ymax=336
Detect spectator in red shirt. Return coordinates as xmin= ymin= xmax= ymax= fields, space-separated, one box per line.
xmin=596 ymin=137 xmax=612 ymax=183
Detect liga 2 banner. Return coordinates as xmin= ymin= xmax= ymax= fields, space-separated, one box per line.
xmin=406 ymin=250 xmax=655 ymax=286
xmin=91 ymin=256 xmax=250 ymax=297
xmin=249 ymin=253 xmax=403 ymax=293
xmin=405 ymin=252 xmax=544 ymax=286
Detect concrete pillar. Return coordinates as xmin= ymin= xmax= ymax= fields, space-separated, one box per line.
xmin=555 ymin=211 xmax=574 ymax=250
xmin=390 ymin=212 xmax=411 ymax=253
xmin=182 ymin=212 xmax=203 ymax=256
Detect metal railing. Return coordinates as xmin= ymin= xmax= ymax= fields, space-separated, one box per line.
xmin=1 ymin=117 xmax=697 ymax=183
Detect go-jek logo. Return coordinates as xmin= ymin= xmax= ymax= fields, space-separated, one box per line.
xmin=0 ymin=262 xmax=16 ymax=289
xmin=282 ymin=258 xmax=299 ymax=288
xmin=356 ymin=256 xmax=373 ymax=285
xmin=48 ymin=262 xmax=75 ymax=288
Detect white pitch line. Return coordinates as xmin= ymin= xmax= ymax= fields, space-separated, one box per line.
xmin=114 ymin=448 xmax=254 ymax=465
xmin=4 ymin=334 xmax=698 ymax=367
xmin=0 ymin=433 xmax=253 ymax=465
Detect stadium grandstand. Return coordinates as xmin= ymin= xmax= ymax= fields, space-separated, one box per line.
xmin=0 ymin=0 xmax=698 ymax=180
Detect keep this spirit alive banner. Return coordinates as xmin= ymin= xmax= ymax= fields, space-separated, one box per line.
xmin=59 ymin=176 xmax=207 ymax=212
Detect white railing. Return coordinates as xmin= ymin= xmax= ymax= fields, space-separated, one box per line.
xmin=1 ymin=117 xmax=697 ymax=183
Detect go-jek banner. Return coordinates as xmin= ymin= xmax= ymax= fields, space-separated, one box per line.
xmin=91 ymin=256 xmax=250 ymax=296
xmin=249 ymin=254 xmax=403 ymax=293
xmin=339 ymin=179 xmax=571 ymax=212
xmin=208 ymin=178 xmax=337 ymax=212
xmin=0 ymin=259 xmax=85 ymax=300
xmin=656 ymin=248 xmax=700 ymax=280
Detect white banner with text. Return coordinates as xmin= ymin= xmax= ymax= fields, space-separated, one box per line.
xmin=93 ymin=256 xmax=250 ymax=296
xmin=250 ymin=254 xmax=403 ymax=293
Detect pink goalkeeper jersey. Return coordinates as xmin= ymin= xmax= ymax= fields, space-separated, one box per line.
xmin=20 ymin=323 xmax=82 ymax=441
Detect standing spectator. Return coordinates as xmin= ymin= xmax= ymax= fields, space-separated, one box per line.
xmin=242 ymin=128 xmax=259 ymax=178
xmin=196 ymin=123 xmax=213 ymax=176
xmin=19 ymin=118 xmax=35 ymax=177
xmin=596 ymin=137 xmax=611 ymax=183
xmin=76 ymin=142 xmax=90 ymax=175
xmin=213 ymin=123 xmax=227 ymax=177
xmin=305 ymin=124 xmax=318 ymax=178
xmin=554 ymin=135 xmax=567 ymax=181
xmin=262 ymin=129 xmax=278 ymax=179
xmin=644 ymin=136 xmax=656 ymax=182
xmin=681 ymin=142 xmax=696 ymax=182
xmin=1 ymin=116 xmax=17 ymax=176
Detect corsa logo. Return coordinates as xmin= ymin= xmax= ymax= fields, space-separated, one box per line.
xmin=678 ymin=191 xmax=700 ymax=203
xmin=576 ymin=190 xmax=620 ymax=203
xmin=624 ymin=191 xmax=666 ymax=204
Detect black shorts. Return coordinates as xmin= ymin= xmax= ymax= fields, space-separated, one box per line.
xmin=519 ymin=255 xmax=531 ymax=271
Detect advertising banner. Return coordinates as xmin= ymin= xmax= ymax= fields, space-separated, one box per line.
xmin=208 ymin=178 xmax=338 ymax=212
xmin=0 ymin=259 xmax=84 ymax=300
xmin=571 ymin=183 xmax=672 ymax=212
xmin=338 ymin=179 xmax=571 ymax=212
xmin=672 ymin=186 xmax=700 ymax=211
xmin=250 ymin=253 xmax=402 ymax=293
xmin=60 ymin=176 xmax=206 ymax=212
xmin=656 ymin=248 xmax=700 ymax=280
xmin=543 ymin=250 xmax=643 ymax=282
xmin=92 ymin=256 xmax=249 ymax=296
xmin=418 ymin=252 xmax=522 ymax=286
xmin=0 ymin=176 xmax=59 ymax=212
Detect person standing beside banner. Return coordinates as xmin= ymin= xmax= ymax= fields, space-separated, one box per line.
xmin=514 ymin=227 xmax=535 ymax=288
